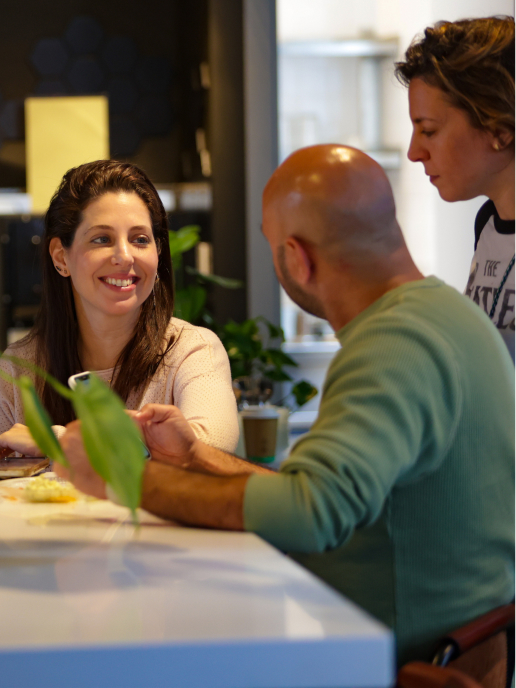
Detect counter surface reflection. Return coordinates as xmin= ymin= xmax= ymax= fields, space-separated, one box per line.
xmin=0 ymin=475 xmax=393 ymax=688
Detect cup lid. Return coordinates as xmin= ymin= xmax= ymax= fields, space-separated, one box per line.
xmin=240 ymin=405 xmax=279 ymax=419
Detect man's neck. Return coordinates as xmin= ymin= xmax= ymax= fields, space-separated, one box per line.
xmin=324 ymin=258 xmax=424 ymax=332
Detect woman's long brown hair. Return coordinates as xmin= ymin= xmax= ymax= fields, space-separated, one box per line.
xmin=16 ymin=160 xmax=175 ymax=425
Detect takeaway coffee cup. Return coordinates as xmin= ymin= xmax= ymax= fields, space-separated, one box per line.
xmin=240 ymin=405 xmax=280 ymax=463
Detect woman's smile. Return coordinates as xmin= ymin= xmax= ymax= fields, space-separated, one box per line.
xmin=99 ymin=273 xmax=141 ymax=290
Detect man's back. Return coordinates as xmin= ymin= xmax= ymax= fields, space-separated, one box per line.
xmin=244 ymin=277 xmax=515 ymax=664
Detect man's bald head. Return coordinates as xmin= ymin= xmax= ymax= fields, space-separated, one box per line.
xmin=263 ymin=145 xmax=404 ymax=264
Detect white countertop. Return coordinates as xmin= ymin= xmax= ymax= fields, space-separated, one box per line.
xmin=0 ymin=476 xmax=393 ymax=688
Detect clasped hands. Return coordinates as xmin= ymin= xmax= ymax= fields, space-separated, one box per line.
xmin=55 ymin=404 xmax=201 ymax=499
xmin=0 ymin=405 xmax=199 ymax=500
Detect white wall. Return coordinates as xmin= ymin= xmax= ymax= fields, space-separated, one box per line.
xmin=277 ymin=0 xmax=514 ymax=291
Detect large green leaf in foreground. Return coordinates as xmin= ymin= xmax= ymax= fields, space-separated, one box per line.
xmin=71 ymin=374 xmax=146 ymax=518
xmin=18 ymin=376 xmax=69 ymax=466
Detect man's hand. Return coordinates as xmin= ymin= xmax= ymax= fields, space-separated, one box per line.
xmin=133 ymin=404 xmax=274 ymax=477
xmin=0 ymin=423 xmax=45 ymax=456
xmin=132 ymin=404 xmax=200 ymax=468
xmin=55 ymin=420 xmax=107 ymax=500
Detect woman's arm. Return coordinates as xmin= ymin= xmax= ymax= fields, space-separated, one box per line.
xmin=168 ymin=326 xmax=240 ymax=453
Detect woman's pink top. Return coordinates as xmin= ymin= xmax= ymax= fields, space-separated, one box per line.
xmin=0 ymin=318 xmax=239 ymax=452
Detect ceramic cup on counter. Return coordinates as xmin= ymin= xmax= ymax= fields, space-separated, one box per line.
xmin=240 ymin=405 xmax=280 ymax=463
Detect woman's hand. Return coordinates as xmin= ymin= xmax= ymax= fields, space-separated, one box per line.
xmin=0 ymin=423 xmax=44 ymax=456
xmin=132 ymin=404 xmax=200 ymax=469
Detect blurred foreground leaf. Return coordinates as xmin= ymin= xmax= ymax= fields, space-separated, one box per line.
xmin=19 ymin=376 xmax=68 ymax=466
xmin=72 ymin=375 xmax=146 ymax=522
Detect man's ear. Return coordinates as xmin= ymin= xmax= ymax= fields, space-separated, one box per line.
xmin=49 ymin=237 xmax=68 ymax=275
xmin=284 ymin=236 xmax=314 ymax=285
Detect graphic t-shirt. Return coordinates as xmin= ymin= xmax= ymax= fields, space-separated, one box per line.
xmin=465 ymin=200 xmax=515 ymax=361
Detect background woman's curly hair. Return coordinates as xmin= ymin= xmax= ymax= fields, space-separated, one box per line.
xmin=395 ymin=16 xmax=514 ymax=138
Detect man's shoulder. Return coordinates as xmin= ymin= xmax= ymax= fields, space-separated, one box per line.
xmin=336 ymin=278 xmax=466 ymax=348
xmin=330 ymin=277 xmax=507 ymax=377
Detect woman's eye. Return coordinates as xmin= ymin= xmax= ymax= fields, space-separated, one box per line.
xmin=92 ymin=236 xmax=110 ymax=244
xmin=422 ymin=130 xmax=435 ymax=137
xmin=133 ymin=235 xmax=151 ymax=245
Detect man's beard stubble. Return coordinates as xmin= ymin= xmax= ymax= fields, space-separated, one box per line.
xmin=277 ymin=245 xmax=326 ymax=320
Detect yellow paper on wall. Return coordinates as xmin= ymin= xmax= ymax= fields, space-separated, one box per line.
xmin=25 ymin=96 xmax=109 ymax=214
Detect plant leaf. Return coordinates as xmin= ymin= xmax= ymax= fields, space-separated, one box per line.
xmin=71 ymin=375 xmax=146 ymax=520
xmin=291 ymin=380 xmax=318 ymax=408
xmin=265 ymin=369 xmax=293 ymax=382
xmin=168 ymin=226 xmax=201 ymax=262
xmin=265 ymin=348 xmax=298 ymax=369
xmin=174 ymin=285 xmax=207 ymax=323
xmin=185 ymin=266 xmax=243 ymax=289
xmin=18 ymin=376 xmax=68 ymax=466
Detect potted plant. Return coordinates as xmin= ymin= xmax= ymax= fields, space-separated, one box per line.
xmin=168 ymin=225 xmax=318 ymax=410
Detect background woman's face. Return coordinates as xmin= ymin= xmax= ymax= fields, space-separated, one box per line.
xmin=62 ymin=191 xmax=159 ymax=322
xmin=407 ymin=78 xmax=502 ymax=202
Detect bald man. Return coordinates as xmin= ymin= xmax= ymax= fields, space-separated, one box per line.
xmin=57 ymin=146 xmax=515 ymax=667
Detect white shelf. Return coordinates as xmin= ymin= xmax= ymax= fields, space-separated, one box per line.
xmin=284 ymin=340 xmax=340 ymax=355
xmin=279 ymin=38 xmax=398 ymax=58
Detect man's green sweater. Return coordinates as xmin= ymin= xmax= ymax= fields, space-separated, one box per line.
xmin=243 ymin=277 xmax=515 ymax=665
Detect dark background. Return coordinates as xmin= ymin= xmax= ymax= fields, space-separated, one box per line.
xmin=0 ymin=0 xmax=250 ymax=341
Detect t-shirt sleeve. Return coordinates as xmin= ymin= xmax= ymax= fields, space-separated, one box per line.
xmin=474 ymin=199 xmax=495 ymax=250
xmin=243 ymin=316 xmax=462 ymax=553
xmin=172 ymin=328 xmax=240 ymax=452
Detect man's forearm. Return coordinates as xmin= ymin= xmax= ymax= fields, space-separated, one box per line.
xmin=191 ymin=442 xmax=276 ymax=477
xmin=141 ymin=460 xmax=250 ymax=529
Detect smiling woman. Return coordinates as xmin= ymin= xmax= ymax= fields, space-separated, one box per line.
xmin=0 ymin=161 xmax=239 ymax=455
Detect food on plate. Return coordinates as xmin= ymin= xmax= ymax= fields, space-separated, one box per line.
xmin=23 ymin=476 xmax=78 ymax=503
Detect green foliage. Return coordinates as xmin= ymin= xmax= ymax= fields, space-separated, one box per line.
xmin=169 ymin=226 xmax=242 ymax=324
xmin=169 ymin=226 xmax=318 ymax=409
xmin=174 ymin=284 xmax=207 ymax=324
xmin=72 ymin=376 xmax=146 ymax=521
xmin=291 ymin=380 xmax=318 ymax=408
xmin=218 ymin=316 xmax=318 ymax=409
xmin=0 ymin=355 xmax=145 ymax=523
xmin=168 ymin=225 xmax=201 ymax=269
xmin=19 ymin=376 xmax=69 ymax=466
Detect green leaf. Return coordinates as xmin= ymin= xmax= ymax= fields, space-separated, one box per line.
xmin=71 ymin=375 xmax=146 ymax=520
xmin=185 ymin=266 xmax=243 ymax=290
xmin=260 ymin=318 xmax=285 ymax=343
xmin=291 ymin=380 xmax=318 ymax=408
xmin=266 ymin=369 xmax=293 ymax=382
xmin=168 ymin=226 xmax=201 ymax=262
xmin=174 ymin=285 xmax=207 ymax=323
xmin=18 ymin=376 xmax=68 ymax=466
xmin=265 ymin=348 xmax=298 ymax=369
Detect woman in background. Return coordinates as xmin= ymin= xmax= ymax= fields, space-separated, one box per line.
xmin=396 ymin=16 xmax=515 ymax=360
xmin=0 ymin=160 xmax=239 ymax=454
